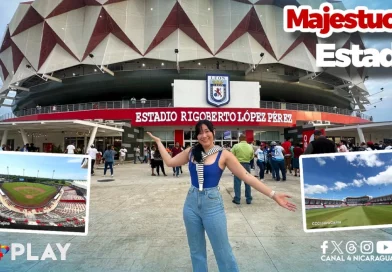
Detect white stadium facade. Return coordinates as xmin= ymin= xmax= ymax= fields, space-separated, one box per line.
xmin=0 ymin=0 xmax=378 ymax=155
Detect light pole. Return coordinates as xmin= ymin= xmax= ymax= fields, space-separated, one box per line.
xmin=7 ymin=166 xmax=9 ymax=182
xmin=37 ymin=170 xmax=39 ymax=179
xmin=52 ymin=170 xmax=55 ymax=180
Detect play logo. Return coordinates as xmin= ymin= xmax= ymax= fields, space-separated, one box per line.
xmin=377 ymin=241 xmax=392 ymax=254
xmin=0 ymin=245 xmax=10 ymax=260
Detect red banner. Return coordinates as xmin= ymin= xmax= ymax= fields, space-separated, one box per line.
xmin=4 ymin=108 xmax=370 ymax=126
xmin=132 ymin=108 xmax=296 ymax=127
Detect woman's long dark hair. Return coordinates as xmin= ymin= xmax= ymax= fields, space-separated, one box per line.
xmin=192 ymin=120 xmax=215 ymax=163
xmin=154 ymin=147 xmax=161 ymax=159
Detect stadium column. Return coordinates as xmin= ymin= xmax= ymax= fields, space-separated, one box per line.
xmin=19 ymin=128 xmax=29 ymax=145
xmin=174 ymin=130 xmax=184 ymax=147
xmin=245 ymin=130 xmax=254 ymax=143
xmin=1 ymin=130 xmax=8 ymax=146
xmin=87 ymin=126 xmax=98 ymax=148
xmin=356 ymin=125 xmax=366 ymax=143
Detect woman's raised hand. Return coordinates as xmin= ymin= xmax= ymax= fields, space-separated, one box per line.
xmin=273 ymin=193 xmax=297 ymax=212
xmin=147 ymin=132 xmax=161 ymax=142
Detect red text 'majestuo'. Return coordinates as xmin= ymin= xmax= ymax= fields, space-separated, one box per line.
xmin=284 ymin=3 xmax=392 ymax=38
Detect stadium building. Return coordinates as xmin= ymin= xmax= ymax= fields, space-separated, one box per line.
xmin=0 ymin=0 xmax=374 ymax=155
xmin=304 ymin=197 xmax=344 ymax=210
xmin=344 ymin=196 xmax=372 ymax=206
xmin=370 ymin=194 xmax=392 ymax=205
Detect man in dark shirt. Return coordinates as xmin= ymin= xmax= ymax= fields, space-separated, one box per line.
xmin=303 ymin=130 xmax=337 ymax=154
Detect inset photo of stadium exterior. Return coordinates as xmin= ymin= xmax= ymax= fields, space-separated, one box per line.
xmin=300 ymin=150 xmax=392 ymax=232
xmin=0 ymin=153 xmax=90 ymax=235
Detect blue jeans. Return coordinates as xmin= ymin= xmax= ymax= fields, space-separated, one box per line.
xmin=104 ymin=162 xmax=113 ymax=175
xmin=183 ymin=186 xmax=239 ymax=272
xmin=272 ymin=160 xmax=286 ymax=181
xmin=268 ymin=158 xmax=276 ymax=178
xmin=173 ymin=166 xmax=181 ymax=176
xmin=256 ymin=160 xmax=265 ymax=179
xmin=234 ymin=163 xmax=252 ymax=202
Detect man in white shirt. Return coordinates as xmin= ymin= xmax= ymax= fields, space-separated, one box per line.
xmin=66 ymin=143 xmax=76 ymax=154
xmin=119 ymin=146 xmax=127 ymax=165
xmin=255 ymin=144 xmax=267 ymax=181
xmin=135 ymin=146 xmax=142 ymax=164
xmin=385 ymin=143 xmax=392 ymax=150
xmin=86 ymin=144 xmax=98 ymax=175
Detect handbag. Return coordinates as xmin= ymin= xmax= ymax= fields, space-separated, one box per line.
xmin=81 ymin=158 xmax=88 ymax=169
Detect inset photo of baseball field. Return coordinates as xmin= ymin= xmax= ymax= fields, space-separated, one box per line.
xmin=300 ymin=150 xmax=392 ymax=232
xmin=0 ymin=152 xmax=90 ymax=236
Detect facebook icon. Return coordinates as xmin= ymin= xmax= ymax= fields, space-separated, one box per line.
xmin=321 ymin=241 xmax=328 ymax=254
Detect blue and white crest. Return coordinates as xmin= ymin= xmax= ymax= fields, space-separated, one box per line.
xmin=206 ymin=74 xmax=230 ymax=107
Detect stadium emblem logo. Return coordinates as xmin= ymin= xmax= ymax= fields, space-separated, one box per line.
xmin=206 ymin=74 xmax=230 ymax=107
xmin=0 ymin=245 xmax=10 ymax=260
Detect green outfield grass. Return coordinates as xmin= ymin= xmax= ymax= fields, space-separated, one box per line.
xmin=306 ymin=205 xmax=392 ymax=229
xmin=1 ymin=182 xmax=58 ymax=208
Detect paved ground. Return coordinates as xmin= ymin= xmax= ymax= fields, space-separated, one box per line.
xmin=1 ymin=161 xmax=391 ymax=272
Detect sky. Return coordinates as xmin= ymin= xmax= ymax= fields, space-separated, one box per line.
xmin=0 ymin=0 xmax=391 ymax=121
xmin=0 ymin=153 xmax=89 ymax=180
xmin=302 ymin=151 xmax=392 ymax=200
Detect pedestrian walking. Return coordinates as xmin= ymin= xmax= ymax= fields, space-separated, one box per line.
xmin=103 ymin=145 xmax=116 ymax=177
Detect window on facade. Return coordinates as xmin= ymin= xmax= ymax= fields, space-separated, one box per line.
xmin=114 ymin=137 xmax=122 ymax=149
xmin=215 ymin=131 xmax=223 ymax=140
xmin=166 ymin=131 xmax=174 ymax=141
xmin=254 ymin=131 xmax=280 ymax=142
xmin=144 ymin=132 xmax=175 ymax=148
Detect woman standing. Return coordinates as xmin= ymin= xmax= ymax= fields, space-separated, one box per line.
xmin=150 ymin=146 xmax=156 ymax=176
xmin=154 ymin=148 xmax=167 ymax=176
xmin=147 ymin=120 xmax=296 ymax=271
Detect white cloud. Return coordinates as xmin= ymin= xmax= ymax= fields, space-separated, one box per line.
xmin=304 ymin=184 xmax=329 ymax=195
xmin=357 ymin=173 xmax=364 ymax=178
xmin=365 ymin=166 xmax=392 ymax=186
xmin=333 ymin=181 xmax=348 ymax=191
xmin=352 ymin=179 xmax=364 ymax=188
xmin=345 ymin=153 xmax=384 ymax=168
xmin=315 ymin=157 xmax=326 ymax=166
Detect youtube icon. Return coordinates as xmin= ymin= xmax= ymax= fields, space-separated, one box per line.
xmin=377 ymin=242 xmax=392 ymax=254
